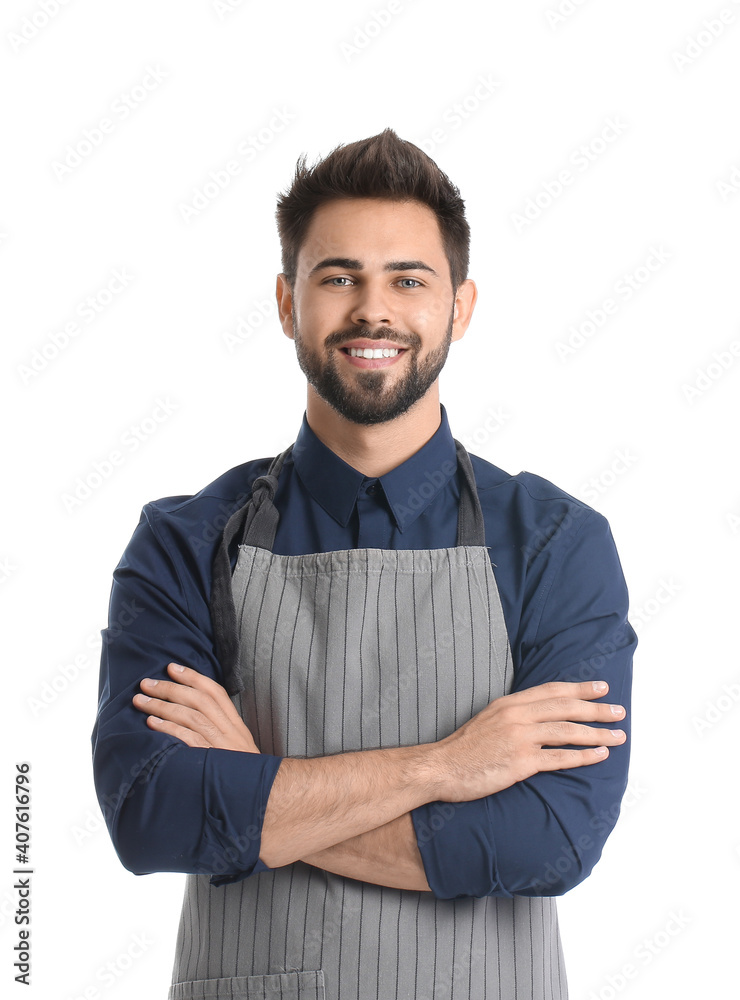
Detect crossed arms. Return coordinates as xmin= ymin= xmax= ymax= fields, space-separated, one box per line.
xmin=132 ymin=662 xmax=626 ymax=891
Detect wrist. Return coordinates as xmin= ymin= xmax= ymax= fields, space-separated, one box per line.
xmin=403 ymin=740 xmax=450 ymax=803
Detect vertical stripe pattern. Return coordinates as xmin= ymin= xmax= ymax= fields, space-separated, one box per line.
xmin=169 ymin=543 xmax=567 ymax=999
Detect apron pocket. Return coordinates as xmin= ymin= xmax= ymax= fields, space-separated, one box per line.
xmin=168 ymin=970 xmax=325 ymax=1000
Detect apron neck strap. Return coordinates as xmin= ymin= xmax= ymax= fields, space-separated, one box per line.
xmin=238 ymin=444 xmax=294 ymax=550
xmin=208 ymin=445 xmax=293 ymax=692
xmin=453 ymin=438 xmax=486 ymax=547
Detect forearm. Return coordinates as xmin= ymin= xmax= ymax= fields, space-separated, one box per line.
xmin=301 ymin=813 xmax=431 ymax=892
xmin=259 ymin=745 xmax=439 ymax=869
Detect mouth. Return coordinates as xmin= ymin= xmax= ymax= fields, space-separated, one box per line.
xmin=339 ymin=342 xmax=409 ymax=369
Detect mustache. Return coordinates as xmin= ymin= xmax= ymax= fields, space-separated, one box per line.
xmin=325 ymin=327 xmax=421 ymax=351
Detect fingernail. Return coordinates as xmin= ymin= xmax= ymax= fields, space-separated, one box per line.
xmin=610 ymin=705 xmax=624 ymax=716
xmin=142 ymin=677 xmax=158 ymax=686
xmin=594 ymin=746 xmax=608 ymax=755
xmin=593 ymin=682 xmax=607 ymax=693
xmin=170 ymin=664 xmax=185 ymax=673
xmin=612 ymin=730 xmax=625 ymax=740
xmin=136 ymin=694 xmax=151 ymax=703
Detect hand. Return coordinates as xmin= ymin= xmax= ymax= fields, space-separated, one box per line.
xmin=132 ymin=662 xmax=260 ymax=753
xmin=432 ymin=680 xmax=626 ymax=802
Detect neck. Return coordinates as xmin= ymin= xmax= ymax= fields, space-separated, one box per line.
xmin=305 ymin=386 xmax=443 ymax=478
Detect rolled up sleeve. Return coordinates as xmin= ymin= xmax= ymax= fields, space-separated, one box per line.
xmin=412 ymin=506 xmax=636 ymax=899
xmin=91 ymin=503 xmax=282 ymax=886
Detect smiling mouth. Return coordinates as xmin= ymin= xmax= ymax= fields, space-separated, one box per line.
xmin=340 ymin=346 xmax=408 ymax=369
xmin=343 ymin=346 xmax=403 ymax=358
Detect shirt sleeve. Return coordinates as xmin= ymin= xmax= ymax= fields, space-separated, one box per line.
xmin=91 ymin=502 xmax=283 ymax=887
xmin=411 ymin=506 xmax=636 ymax=899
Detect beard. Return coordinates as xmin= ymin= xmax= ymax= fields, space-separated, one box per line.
xmin=292 ymin=305 xmax=455 ymax=426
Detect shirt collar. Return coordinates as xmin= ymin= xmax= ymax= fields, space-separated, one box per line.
xmin=291 ymin=404 xmax=459 ymax=532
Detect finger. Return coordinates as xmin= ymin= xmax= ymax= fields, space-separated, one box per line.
xmin=140 ymin=675 xmax=217 ymax=709
xmin=165 ymin=663 xmax=244 ymax=726
xmin=141 ymin=668 xmax=261 ymax=753
xmin=133 ymin=693 xmax=226 ymax=744
xmin=536 ymin=746 xmax=612 ymax=770
xmin=508 ymin=680 xmax=612 ymax=705
xmin=135 ymin=693 xmax=260 ymax=754
xmin=539 ymin=722 xmax=627 ymax=747
xmin=139 ymin=677 xmax=235 ymax=730
xmin=531 ymin=697 xmax=626 ymax=724
xmin=144 ymin=714 xmax=211 ymax=748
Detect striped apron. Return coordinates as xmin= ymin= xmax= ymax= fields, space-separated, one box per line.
xmin=168 ymin=439 xmax=568 ymax=1000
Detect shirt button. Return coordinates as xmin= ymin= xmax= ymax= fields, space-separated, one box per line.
xmin=366 ymin=484 xmax=377 ymax=495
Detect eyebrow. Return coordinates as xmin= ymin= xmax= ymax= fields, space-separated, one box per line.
xmin=308 ymin=257 xmax=440 ymax=278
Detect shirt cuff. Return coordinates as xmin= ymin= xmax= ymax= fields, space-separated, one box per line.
xmin=412 ymin=798 xmax=508 ymax=899
xmin=201 ymin=748 xmax=282 ymax=886
xmin=209 ymin=855 xmax=271 ymax=887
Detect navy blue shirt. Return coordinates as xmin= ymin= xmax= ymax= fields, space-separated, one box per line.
xmin=92 ymin=403 xmax=636 ymax=898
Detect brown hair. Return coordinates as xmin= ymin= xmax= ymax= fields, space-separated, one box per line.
xmin=275 ymin=128 xmax=470 ymax=291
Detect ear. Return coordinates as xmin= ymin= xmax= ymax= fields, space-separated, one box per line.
xmin=276 ymin=273 xmax=295 ymax=339
xmin=451 ymin=279 xmax=477 ymax=343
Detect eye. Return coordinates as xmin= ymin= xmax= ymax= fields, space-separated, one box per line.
xmin=397 ymin=278 xmax=422 ymax=288
xmin=324 ymin=276 xmax=354 ymax=286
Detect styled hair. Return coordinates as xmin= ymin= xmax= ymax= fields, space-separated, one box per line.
xmin=275 ymin=128 xmax=470 ymax=291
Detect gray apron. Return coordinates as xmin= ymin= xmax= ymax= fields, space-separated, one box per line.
xmin=168 ymin=439 xmax=568 ymax=1000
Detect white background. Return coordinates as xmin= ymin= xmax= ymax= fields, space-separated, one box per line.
xmin=2 ymin=1 xmax=739 ymax=997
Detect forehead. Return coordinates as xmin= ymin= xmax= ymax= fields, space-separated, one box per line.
xmin=297 ymin=198 xmax=448 ymax=272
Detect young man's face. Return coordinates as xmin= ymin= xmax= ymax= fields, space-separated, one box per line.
xmin=277 ymin=197 xmax=476 ymax=426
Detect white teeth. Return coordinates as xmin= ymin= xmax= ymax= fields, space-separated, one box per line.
xmin=348 ymin=347 xmax=400 ymax=358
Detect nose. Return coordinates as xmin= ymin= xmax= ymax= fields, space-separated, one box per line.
xmin=349 ymin=281 xmax=395 ymax=328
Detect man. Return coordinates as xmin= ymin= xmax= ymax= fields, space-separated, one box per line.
xmin=92 ymin=129 xmax=635 ymax=1000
